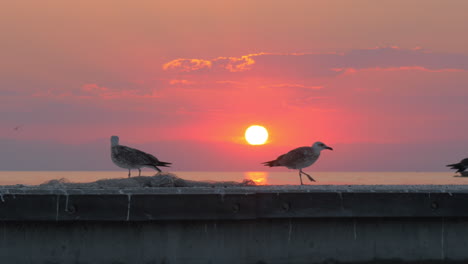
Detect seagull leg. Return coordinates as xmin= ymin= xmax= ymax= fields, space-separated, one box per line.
xmin=298 ymin=170 xmax=303 ymax=185
xmin=301 ymin=170 xmax=316 ymax=182
xmin=138 ymin=168 xmax=141 ymax=176
xmin=128 ymin=169 xmax=131 ymax=178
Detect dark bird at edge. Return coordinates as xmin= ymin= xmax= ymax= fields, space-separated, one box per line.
xmin=447 ymin=158 xmax=468 ymax=174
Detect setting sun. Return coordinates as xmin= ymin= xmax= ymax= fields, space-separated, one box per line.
xmin=245 ymin=125 xmax=269 ymax=145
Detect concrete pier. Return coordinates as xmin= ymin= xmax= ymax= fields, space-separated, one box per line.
xmin=1 ymin=185 xmax=468 ymax=263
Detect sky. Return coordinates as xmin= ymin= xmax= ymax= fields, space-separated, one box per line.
xmin=1 ymin=0 xmax=468 ymax=171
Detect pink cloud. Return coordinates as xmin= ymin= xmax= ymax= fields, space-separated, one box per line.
xmin=169 ymin=79 xmax=195 ymax=85
xmin=333 ymin=66 xmax=466 ymax=74
xmin=163 ymin=53 xmax=265 ymax=73
xmin=162 ymin=48 xmax=468 ymax=79
xmin=162 ymin=58 xmax=212 ymax=72
xmin=212 ymin=55 xmax=256 ymax=72
xmin=262 ymin=83 xmax=323 ymax=90
xmin=81 ymin=83 xmax=110 ymax=92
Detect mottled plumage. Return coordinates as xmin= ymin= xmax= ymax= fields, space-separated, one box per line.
xmin=111 ymin=136 xmax=171 ymax=177
xmin=447 ymin=158 xmax=468 ymax=174
xmin=263 ymin=141 xmax=333 ymax=185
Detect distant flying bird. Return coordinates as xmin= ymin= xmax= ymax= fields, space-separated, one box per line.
xmin=110 ymin=135 xmax=171 ymax=177
xmin=262 ymin=141 xmax=333 ymax=185
xmin=13 ymin=125 xmax=22 ymax=132
xmin=447 ymin=158 xmax=468 ymax=174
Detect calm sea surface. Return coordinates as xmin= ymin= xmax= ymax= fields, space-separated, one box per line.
xmin=0 ymin=171 xmax=466 ymax=186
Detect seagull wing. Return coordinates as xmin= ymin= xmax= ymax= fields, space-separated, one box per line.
xmin=279 ymin=146 xmax=318 ymax=167
xmin=113 ymin=145 xmax=160 ymax=166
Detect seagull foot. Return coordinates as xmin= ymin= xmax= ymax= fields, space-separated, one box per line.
xmin=301 ymin=172 xmax=316 ymax=182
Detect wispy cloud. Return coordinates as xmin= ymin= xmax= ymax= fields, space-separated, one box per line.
xmin=162 ymin=47 xmax=468 ymax=78
xmin=163 ymin=59 xmax=212 ymax=72
xmin=33 ymin=83 xmax=161 ymax=99
xmin=261 ymin=83 xmax=323 ymax=90
xmin=163 ymin=53 xmax=264 ymax=73
xmin=332 ymin=66 xmax=467 ymax=75
xmin=169 ymin=79 xmax=195 ymax=85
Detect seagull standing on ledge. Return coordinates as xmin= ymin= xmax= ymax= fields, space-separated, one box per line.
xmin=262 ymin=141 xmax=333 ymax=185
xmin=110 ymin=135 xmax=172 ymax=177
xmin=447 ymin=158 xmax=468 ymax=175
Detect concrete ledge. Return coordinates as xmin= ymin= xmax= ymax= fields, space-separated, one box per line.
xmin=1 ymin=218 xmax=467 ymax=264
xmin=2 ymin=185 xmax=468 ymax=263
xmin=1 ymin=185 xmax=468 ymax=221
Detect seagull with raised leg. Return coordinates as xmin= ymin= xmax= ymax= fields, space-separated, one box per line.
xmin=262 ymin=141 xmax=333 ymax=185
xmin=110 ymin=135 xmax=172 ymax=177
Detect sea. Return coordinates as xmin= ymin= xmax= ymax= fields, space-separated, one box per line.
xmin=0 ymin=171 xmax=466 ymax=186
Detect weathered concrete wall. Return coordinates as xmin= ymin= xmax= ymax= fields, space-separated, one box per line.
xmin=1 ymin=185 xmax=468 ymax=264
xmin=1 ymin=218 xmax=468 ymax=264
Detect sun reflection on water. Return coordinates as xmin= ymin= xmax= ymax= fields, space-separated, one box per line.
xmin=244 ymin=171 xmax=268 ymax=185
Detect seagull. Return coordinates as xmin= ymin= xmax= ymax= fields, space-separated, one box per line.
xmin=110 ymin=135 xmax=172 ymax=178
xmin=262 ymin=141 xmax=333 ymax=185
xmin=447 ymin=158 xmax=468 ymax=174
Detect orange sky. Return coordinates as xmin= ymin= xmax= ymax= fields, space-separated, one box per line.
xmin=1 ymin=0 xmax=468 ymax=171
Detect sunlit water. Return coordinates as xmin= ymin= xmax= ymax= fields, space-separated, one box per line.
xmin=0 ymin=171 xmax=466 ymax=186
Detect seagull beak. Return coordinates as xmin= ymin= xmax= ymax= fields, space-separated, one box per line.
xmin=325 ymin=146 xmax=333 ymax=150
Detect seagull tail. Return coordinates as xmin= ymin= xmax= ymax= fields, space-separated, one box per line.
xmin=262 ymin=160 xmax=279 ymax=167
xmin=157 ymin=161 xmax=172 ymax=167
xmin=147 ymin=161 xmax=171 ymax=173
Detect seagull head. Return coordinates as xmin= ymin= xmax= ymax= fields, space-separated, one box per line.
xmin=111 ymin=135 xmax=120 ymax=146
xmin=312 ymin=141 xmax=333 ymax=151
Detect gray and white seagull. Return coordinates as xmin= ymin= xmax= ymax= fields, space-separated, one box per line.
xmin=262 ymin=141 xmax=333 ymax=185
xmin=110 ymin=135 xmax=171 ymax=177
